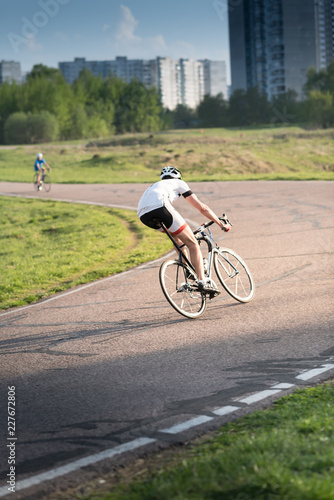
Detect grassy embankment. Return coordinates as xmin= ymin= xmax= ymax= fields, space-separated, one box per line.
xmin=0 ymin=126 xmax=333 ymax=183
xmin=0 ymin=197 xmax=171 ymax=310
xmin=69 ymin=383 xmax=334 ymax=500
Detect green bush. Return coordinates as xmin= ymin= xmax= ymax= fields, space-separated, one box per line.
xmin=4 ymin=112 xmax=27 ymax=144
xmin=4 ymin=110 xmax=59 ymax=144
xmin=27 ymin=110 xmax=59 ymax=143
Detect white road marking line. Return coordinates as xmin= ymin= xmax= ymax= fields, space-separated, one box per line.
xmin=271 ymin=383 xmax=295 ymax=389
xmin=295 ymin=364 xmax=334 ymax=381
xmin=0 ymin=437 xmax=155 ymax=498
xmin=237 ymin=389 xmax=282 ymax=405
xmin=160 ymin=415 xmax=213 ymax=434
xmin=212 ymin=405 xmax=240 ymax=416
xmin=0 ymin=358 xmax=333 ymax=496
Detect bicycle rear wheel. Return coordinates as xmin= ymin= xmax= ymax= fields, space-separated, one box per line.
xmin=40 ymin=174 xmax=51 ymax=192
xmin=214 ymin=248 xmax=254 ymax=303
xmin=33 ymin=173 xmax=39 ymax=191
xmin=159 ymin=260 xmax=206 ymax=318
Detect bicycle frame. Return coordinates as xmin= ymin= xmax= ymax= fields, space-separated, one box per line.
xmin=196 ymin=225 xmax=240 ymax=280
xmin=158 ymin=215 xmax=254 ymax=318
xmin=160 ymin=222 xmax=195 ymax=273
xmin=160 ymin=220 xmax=237 ymax=286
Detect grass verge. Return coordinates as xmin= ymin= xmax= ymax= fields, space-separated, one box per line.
xmin=0 ymin=126 xmax=333 ymax=183
xmin=0 ymin=196 xmax=172 ymax=310
xmin=77 ymin=382 xmax=334 ymax=500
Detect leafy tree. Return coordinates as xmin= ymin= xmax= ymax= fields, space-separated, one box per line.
xmin=173 ymin=104 xmax=196 ymax=128
xmin=4 ymin=112 xmax=27 ymax=144
xmin=228 ymin=87 xmax=270 ymax=126
xmin=197 ymin=93 xmax=228 ymax=127
xmin=270 ymin=90 xmax=301 ymax=126
xmin=26 ymin=111 xmax=59 ymax=143
xmin=304 ymin=61 xmax=334 ymax=97
xmin=85 ymin=115 xmax=109 ymax=138
xmin=302 ymin=90 xmax=334 ymax=127
xmin=4 ymin=110 xmax=59 ymax=144
xmin=27 ymin=64 xmax=62 ymax=82
xmin=114 ymin=80 xmax=161 ymax=133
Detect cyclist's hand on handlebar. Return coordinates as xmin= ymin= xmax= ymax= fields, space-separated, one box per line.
xmin=216 ymin=219 xmax=231 ymax=232
xmin=218 ymin=214 xmax=232 ymax=232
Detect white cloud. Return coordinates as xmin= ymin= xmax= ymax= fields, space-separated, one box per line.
xmin=26 ymin=35 xmax=43 ymax=51
xmin=106 ymin=5 xmax=195 ymax=59
xmin=116 ymin=5 xmax=139 ymax=42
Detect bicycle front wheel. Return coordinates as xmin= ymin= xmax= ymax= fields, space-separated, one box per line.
xmin=41 ymin=174 xmax=51 ymax=192
xmin=159 ymin=260 xmax=206 ymax=319
xmin=214 ymin=248 xmax=254 ymax=303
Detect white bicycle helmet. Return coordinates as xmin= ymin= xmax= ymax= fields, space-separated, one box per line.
xmin=160 ymin=166 xmax=182 ymax=180
xmin=36 ymin=152 xmax=43 ymax=158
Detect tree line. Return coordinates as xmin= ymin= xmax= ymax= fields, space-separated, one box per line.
xmin=0 ymin=62 xmax=333 ymax=144
xmin=0 ymin=65 xmax=163 ymax=144
xmin=177 ymin=61 xmax=334 ymax=129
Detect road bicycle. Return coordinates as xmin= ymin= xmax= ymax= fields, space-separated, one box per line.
xmin=159 ymin=215 xmax=254 ymax=318
xmin=33 ymin=171 xmax=51 ymax=192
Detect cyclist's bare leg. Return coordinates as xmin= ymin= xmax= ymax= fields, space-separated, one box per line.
xmin=172 ymin=225 xmax=205 ymax=281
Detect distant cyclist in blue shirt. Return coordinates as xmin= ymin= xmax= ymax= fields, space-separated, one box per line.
xmin=34 ymin=153 xmax=51 ymax=190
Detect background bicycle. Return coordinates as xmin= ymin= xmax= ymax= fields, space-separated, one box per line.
xmin=159 ymin=215 xmax=254 ymax=318
xmin=33 ymin=171 xmax=51 ymax=192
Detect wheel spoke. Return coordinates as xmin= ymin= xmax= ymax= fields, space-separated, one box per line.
xmin=160 ymin=260 xmax=206 ymax=318
xmin=214 ymin=249 xmax=254 ymax=303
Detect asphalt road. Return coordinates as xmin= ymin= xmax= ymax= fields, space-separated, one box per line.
xmin=0 ymin=181 xmax=333 ymax=498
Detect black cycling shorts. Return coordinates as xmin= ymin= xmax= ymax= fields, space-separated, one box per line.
xmin=140 ymin=205 xmax=187 ymax=235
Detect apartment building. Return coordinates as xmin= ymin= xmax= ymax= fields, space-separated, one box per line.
xmin=58 ymin=56 xmax=227 ymax=110
xmin=229 ymin=0 xmax=334 ymax=99
xmin=0 ymin=60 xmax=22 ymax=84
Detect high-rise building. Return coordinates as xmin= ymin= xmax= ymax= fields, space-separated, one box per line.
xmin=229 ymin=0 xmax=334 ymax=99
xmin=58 ymin=57 xmax=152 ymax=84
xmin=202 ymin=60 xmax=228 ymax=98
xmin=153 ymin=57 xmax=181 ymax=110
xmin=0 ymin=60 xmax=22 ymax=84
xmin=58 ymin=56 xmax=226 ymax=110
xmin=179 ymin=59 xmax=205 ymax=108
xmin=316 ymin=0 xmax=334 ymax=69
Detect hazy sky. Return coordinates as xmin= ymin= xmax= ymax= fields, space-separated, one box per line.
xmin=1 ymin=0 xmax=231 ymax=81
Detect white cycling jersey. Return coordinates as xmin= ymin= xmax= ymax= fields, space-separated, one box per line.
xmin=137 ymin=179 xmax=192 ymax=218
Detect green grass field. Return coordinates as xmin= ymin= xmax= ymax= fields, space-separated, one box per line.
xmin=0 ymin=197 xmax=172 ymax=310
xmin=0 ymin=126 xmax=333 ymax=183
xmin=74 ymin=382 xmax=334 ymax=500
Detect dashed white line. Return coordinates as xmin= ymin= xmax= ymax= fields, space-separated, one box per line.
xmin=0 ymin=437 xmax=156 ymax=498
xmin=160 ymin=415 xmax=213 ymax=434
xmin=212 ymin=405 xmax=240 ymax=416
xmin=1 ymin=361 xmax=334 ymax=497
xmin=271 ymin=383 xmax=295 ymax=389
xmin=237 ymin=389 xmax=282 ymax=405
xmin=296 ymin=364 xmax=334 ymax=381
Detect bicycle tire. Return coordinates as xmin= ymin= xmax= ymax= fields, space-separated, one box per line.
xmin=41 ymin=174 xmax=51 ymax=192
xmin=159 ymin=260 xmax=206 ymax=319
xmin=33 ymin=173 xmax=39 ymax=191
xmin=213 ymin=248 xmax=254 ymax=303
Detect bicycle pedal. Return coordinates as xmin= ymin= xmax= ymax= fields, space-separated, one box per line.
xmin=208 ymin=289 xmax=221 ymax=300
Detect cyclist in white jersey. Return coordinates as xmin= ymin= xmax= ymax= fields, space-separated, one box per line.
xmin=137 ymin=166 xmax=231 ymax=294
